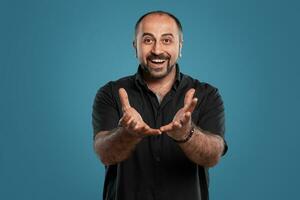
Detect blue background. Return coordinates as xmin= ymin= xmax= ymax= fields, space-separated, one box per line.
xmin=1 ymin=0 xmax=299 ymax=199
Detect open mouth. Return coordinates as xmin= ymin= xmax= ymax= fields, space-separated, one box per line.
xmin=149 ymin=58 xmax=167 ymax=64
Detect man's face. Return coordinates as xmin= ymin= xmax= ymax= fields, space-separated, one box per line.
xmin=134 ymin=14 xmax=182 ymax=79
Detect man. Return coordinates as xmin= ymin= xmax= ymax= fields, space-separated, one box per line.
xmin=93 ymin=10 xmax=228 ymax=200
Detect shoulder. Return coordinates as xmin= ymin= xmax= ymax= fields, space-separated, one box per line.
xmin=180 ymin=73 xmax=219 ymax=95
xmin=96 ymin=74 xmax=136 ymax=95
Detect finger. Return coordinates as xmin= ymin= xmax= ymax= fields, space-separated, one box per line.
xmin=138 ymin=123 xmax=161 ymax=135
xmin=126 ymin=124 xmax=144 ymax=136
xmin=173 ymin=121 xmax=182 ymax=129
xmin=119 ymin=115 xmax=130 ymax=127
xmin=125 ymin=117 xmax=136 ymax=127
xmin=181 ymin=112 xmax=191 ymax=125
xmin=118 ymin=116 xmax=124 ymax=127
xmin=133 ymin=124 xmax=141 ymax=132
xmin=138 ymin=124 xmax=148 ymax=132
xmin=160 ymin=123 xmax=174 ymax=132
xmin=119 ymin=88 xmax=131 ymax=111
xmin=136 ymin=124 xmax=152 ymax=135
xmin=128 ymin=120 xmax=137 ymax=129
xmin=145 ymin=127 xmax=161 ymax=135
xmin=185 ymin=98 xmax=198 ymax=113
xmin=123 ymin=111 xmax=131 ymax=120
xmin=183 ymin=88 xmax=195 ymax=110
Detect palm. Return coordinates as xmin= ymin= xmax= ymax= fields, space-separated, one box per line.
xmin=118 ymin=88 xmax=161 ymax=136
xmin=160 ymin=89 xmax=198 ymax=139
xmin=173 ymin=107 xmax=186 ymax=122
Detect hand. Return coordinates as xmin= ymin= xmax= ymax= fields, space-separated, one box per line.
xmin=118 ymin=88 xmax=161 ymax=137
xmin=160 ymin=88 xmax=198 ymax=140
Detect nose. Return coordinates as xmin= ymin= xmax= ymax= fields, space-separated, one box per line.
xmin=151 ymin=41 xmax=163 ymax=55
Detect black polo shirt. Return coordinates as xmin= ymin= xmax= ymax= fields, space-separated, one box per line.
xmin=92 ymin=65 xmax=227 ymax=200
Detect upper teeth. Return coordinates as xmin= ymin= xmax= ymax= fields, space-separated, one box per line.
xmin=152 ymin=59 xmax=165 ymax=63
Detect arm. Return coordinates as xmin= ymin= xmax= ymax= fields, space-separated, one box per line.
xmin=160 ymin=88 xmax=225 ymax=167
xmin=94 ymin=88 xmax=161 ymax=166
xmin=177 ymin=124 xmax=225 ymax=167
xmin=94 ymin=128 xmax=142 ymax=166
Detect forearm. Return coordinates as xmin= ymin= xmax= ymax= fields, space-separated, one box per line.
xmin=94 ymin=127 xmax=142 ymax=165
xmin=178 ymin=125 xmax=225 ymax=167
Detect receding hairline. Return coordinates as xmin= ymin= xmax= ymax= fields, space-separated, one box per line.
xmin=134 ymin=11 xmax=183 ymax=40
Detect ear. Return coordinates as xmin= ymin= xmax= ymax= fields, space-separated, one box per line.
xmin=133 ymin=40 xmax=137 ymax=57
xmin=179 ymin=39 xmax=183 ymax=50
xmin=179 ymin=40 xmax=183 ymax=57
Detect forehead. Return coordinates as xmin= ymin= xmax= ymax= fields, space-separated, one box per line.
xmin=137 ymin=14 xmax=179 ymax=37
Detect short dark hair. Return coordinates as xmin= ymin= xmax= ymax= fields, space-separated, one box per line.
xmin=134 ymin=10 xmax=183 ymax=41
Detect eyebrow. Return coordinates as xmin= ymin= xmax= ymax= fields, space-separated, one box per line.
xmin=142 ymin=33 xmax=174 ymax=38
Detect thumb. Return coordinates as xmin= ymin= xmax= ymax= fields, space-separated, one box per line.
xmin=118 ymin=88 xmax=131 ymax=111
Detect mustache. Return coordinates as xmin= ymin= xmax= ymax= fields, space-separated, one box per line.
xmin=147 ymin=53 xmax=170 ymax=60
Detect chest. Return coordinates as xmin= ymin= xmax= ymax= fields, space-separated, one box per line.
xmin=124 ymin=89 xmax=185 ymax=128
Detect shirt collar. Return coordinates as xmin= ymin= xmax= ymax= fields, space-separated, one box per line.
xmin=135 ymin=64 xmax=182 ymax=90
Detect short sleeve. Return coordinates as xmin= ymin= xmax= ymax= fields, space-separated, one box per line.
xmin=92 ymin=82 xmax=120 ymax=139
xmin=197 ymin=85 xmax=228 ymax=155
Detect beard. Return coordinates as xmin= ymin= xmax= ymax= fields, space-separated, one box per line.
xmin=141 ymin=53 xmax=176 ymax=79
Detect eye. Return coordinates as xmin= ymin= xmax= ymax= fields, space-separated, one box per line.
xmin=162 ymin=38 xmax=172 ymax=44
xmin=143 ymin=38 xmax=153 ymax=44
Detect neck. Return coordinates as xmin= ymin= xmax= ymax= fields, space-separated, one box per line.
xmin=143 ymin=66 xmax=177 ymax=98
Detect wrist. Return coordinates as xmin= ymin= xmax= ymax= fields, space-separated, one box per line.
xmin=172 ymin=126 xmax=195 ymax=143
xmin=119 ymin=127 xmax=144 ymax=141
